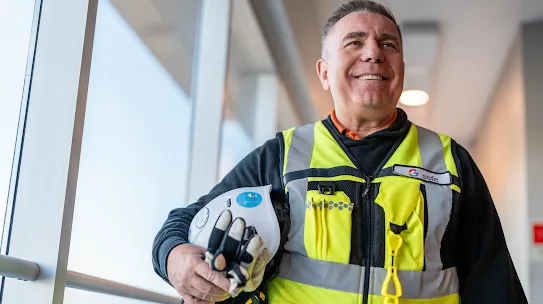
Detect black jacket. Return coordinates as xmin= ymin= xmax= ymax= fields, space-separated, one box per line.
xmin=152 ymin=109 xmax=527 ymax=304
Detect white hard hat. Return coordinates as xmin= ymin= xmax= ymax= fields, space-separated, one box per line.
xmin=188 ymin=185 xmax=282 ymax=263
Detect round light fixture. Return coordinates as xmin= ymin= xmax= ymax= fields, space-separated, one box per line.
xmin=399 ymin=90 xmax=429 ymax=106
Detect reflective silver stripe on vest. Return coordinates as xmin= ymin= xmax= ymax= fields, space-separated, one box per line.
xmin=284 ymin=123 xmax=315 ymax=256
xmin=416 ymin=126 xmax=452 ymax=271
xmin=285 ymin=123 xmax=315 ymax=175
xmin=284 ymin=178 xmax=309 ymax=256
xmin=279 ymin=252 xmax=459 ymax=299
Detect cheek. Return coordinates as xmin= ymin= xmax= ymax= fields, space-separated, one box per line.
xmin=396 ymin=66 xmax=405 ymax=83
xmin=389 ymin=60 xmax=404 ymax=91
xmin=327 ymin=66 xmax=348 ymax=91
xmin=331 ymin=60 xmax=356 ymax=88
xmin=391 ymin=58 xmax=405 ymax=83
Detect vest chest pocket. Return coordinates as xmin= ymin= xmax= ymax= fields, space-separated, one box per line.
xmin=375 ymin=178 xmax=425 ymax=271
xmin=303 ymin=180 xmax=356 ymax=264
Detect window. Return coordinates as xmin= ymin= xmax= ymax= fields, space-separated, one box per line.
xmin=67 ymin=0 xmax=199 ymax=296
xmin=218 ymin=0 xmax=285 ymax=180
xmin=1 ymin=0 xmax=298 ymax=302
xmin=64 ymin=288 xmax=149 ymax=304
xmin=0 ymin=0 xmax=37 ymax=247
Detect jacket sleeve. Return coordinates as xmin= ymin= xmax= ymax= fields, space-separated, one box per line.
xmin=152 ymin=136 xmax=284 ymax=284
xmin=453 ymin=142 xmax=528 ymax=303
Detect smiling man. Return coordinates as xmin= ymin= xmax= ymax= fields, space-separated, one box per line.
xmin=317 ymin=3 xmax=403 ymax=139
xmin=152 ymin=1 xmax=528 ymax=303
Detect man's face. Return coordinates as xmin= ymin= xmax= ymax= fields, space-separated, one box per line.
xmin=317 ymin=11 xmax=404 ymax=111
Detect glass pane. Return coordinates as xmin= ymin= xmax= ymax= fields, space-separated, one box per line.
xmin=276 ymin=80 xmax=301 ymax=133
xmin=68 ymin=0 xmax=198 ymax=295
xmin=218 ymin=0 xmax=278 ymax=180
xmin=64 ymin=288 xmax=150 ymax=304
xmin=0 ymin=0 xmax=37 ymax=246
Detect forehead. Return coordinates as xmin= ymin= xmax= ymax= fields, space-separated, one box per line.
xmin=330 ymin=11 xmax=400 ymax=41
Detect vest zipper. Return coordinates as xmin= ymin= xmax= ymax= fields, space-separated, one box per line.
xmin=362 ymin=176 xmax=372 ymax=304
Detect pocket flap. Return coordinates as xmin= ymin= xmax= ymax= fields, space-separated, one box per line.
xmin=375 ymin=180 xmax=423 ymax=226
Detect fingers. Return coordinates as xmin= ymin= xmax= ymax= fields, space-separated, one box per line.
xmin=183 ymin=274 xmax=230 ymax=302
xmin=228 ymin=262 xmax=250 ymax=285
xmin=168 ymin=243 xmax=231 ymax=303
xmin=226 ymin=237 xmax=264 ymax=296
xmin=206 ymin=210 xmax=232 ymax=271
xmin=181 ymin=294 xmax=211 ymax=304
xmin=210 ymin=217 xmax=245 ymax=271
xmin=230 ymin=235 xmax=264 ymax=288
xmin=244 ymin=248 xmax=269 ymax=292
xmin=227 ymin=262 xmax=250 ymax=296
xmin=207 ymin=210 xmax=232 ymax=254
xmin=219 ymin=217 xmax=246 ymax=262
xmin=195 ymin=261 xmax=231 ymax=292
xmin=227 ymin=275 xmax=244 ymax=298
xmin=239 ymin=235 xmax=264 ymax=269
xmin=252 ymin=248 xmax=268 ymax=277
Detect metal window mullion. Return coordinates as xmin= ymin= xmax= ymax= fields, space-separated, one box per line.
xmin=1 ymin=0 xmax=43 ymax=256
xmin=1 ymin=0 xmax=98 ymax=303
xmin=252 ymin=73 xmax=278 ymax=148
xmin=186 ymin=0 xmax=232 ymax=204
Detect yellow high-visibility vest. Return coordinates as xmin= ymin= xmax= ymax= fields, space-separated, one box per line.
xmin=266 ymin=121 xmax=461 ymax=304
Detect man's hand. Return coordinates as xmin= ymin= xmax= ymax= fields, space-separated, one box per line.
xmin=167 ymin=243 xmax=231 ymax=304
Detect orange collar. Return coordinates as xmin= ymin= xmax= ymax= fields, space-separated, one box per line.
xmin=331 ymin=110 xmax=397 ymax=140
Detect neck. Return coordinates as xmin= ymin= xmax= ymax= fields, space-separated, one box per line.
xmin=335 ymin=107 xmax=396 ymax=138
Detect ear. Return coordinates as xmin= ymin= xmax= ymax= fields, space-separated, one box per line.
xmin=316 ymin=59 xmax=330 ymax=91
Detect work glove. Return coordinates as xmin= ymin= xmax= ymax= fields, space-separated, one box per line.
xmin=203 ymin=209 xmax=267 ymax=298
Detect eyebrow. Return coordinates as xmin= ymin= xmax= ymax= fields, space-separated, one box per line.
xmin=341 ymin=31 xmax=401 ymax=47
xmin=381 ymin=33 xmax=401 ymax=47
xmin=342 ymin=31 xmax=366 ymax=43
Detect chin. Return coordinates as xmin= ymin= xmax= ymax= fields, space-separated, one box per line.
xmin=351 ymin=94 xmax=392 ymax=109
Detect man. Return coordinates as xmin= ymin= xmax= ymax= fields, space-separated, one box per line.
xmin=152 ymin=1 xmax=528 ymax=303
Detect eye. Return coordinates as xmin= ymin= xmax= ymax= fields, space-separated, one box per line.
xmin=382 ymin=43 xmax=398 ymax=50
xmin=346 ymin=41 xmax=362 ymax=48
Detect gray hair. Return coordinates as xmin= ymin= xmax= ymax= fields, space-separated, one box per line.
xmin=321 ymin=0 xmax=401 ymax=55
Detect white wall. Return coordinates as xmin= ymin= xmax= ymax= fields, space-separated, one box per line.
xmin=472 ymin=35 xmax=529 ymax=295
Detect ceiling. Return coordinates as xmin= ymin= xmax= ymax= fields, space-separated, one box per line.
xmin=111 ymin=0 xmax=543 ymax=147
xmin=288 ymin=0 xmax=543 ymax=147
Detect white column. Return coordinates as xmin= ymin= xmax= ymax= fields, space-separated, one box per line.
xmin=524 ymin=21 xmax=543 ymax=304
xmin=186 ymin=0 xmax=232 ymax=204
xmin=2 ymin=0 xmax=97 ymax=303
xmin=253 ymin=73 xmax=278 ymax=148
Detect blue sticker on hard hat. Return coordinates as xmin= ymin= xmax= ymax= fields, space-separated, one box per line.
xmin=236 ymin=192 xmax=262 ymax=208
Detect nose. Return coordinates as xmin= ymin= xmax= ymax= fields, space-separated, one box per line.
xmin=360 ymin=40 xmax=383 ymax=63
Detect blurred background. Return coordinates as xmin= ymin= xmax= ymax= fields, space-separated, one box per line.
xmin=1 ymin=0 xmax=542 ymax=303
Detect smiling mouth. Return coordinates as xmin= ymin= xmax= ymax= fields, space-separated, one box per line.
xmin=356 ymin=74 xmax=388 ymax=80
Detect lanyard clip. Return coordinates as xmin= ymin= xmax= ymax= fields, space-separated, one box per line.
xmin=382 ymin=265 xmax=402 ymax=304
xmin=382 ymin=234 xmax=403 ymax=304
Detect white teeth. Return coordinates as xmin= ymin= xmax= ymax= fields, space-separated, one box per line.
xmin=358 ymin=75 xmax=384 ymax=80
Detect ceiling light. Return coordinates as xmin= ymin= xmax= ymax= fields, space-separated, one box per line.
xmin=399 ymin=90 xmax=429 ymax=106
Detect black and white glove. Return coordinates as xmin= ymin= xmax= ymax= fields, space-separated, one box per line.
xmin=203 ymin=209 xmax=267 ymax=298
